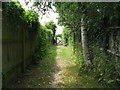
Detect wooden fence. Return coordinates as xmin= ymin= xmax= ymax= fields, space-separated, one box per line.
xmin=0 ymin=4 xmax=2 ymax=89
xmin=2 ymin=14 xmax=36 ymax=88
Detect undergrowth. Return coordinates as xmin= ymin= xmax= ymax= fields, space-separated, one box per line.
xmin=72 ymin=43 xmax=120 ymax=88
xmin=92 ymin=46 xmax=120 ymax=88
xmin=61 ymin=45 xmax=105 ymax=88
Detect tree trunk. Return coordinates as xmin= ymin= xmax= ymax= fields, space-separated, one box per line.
xmin=81 ymin=12 xmax=92 ymax=68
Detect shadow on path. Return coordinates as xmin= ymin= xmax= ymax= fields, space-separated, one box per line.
xmin=8 ymin=45 xmax=105 ymax=88
xmin=8 ymin=45 xmax=60 ymax=88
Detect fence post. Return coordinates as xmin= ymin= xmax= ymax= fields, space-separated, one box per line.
xmin=0 ymin=1 xmax=2 ymax=89
xmin=22 ymin=24 xmax=25 ymax=73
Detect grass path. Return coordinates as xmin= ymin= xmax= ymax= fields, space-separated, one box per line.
xmin=9 ymin=45 xmax=104 ymax=88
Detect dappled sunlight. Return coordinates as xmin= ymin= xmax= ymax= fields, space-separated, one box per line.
xmin=7 ymin=45 xmax=108 ymax=88
xmin=49 ymin=46 xmax=85 ymax=88
xmin=3 ymin=1 xmax=120 ymax=89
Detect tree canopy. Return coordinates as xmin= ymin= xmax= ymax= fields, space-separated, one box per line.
xmin=55 ymin=2 xmax=120 ymax=46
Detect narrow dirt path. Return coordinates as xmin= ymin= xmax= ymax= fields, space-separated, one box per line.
xmin=48 ymin=46 xmax=78 ymax=88
xmin=9 ymin=45 xmax=104 ymax=88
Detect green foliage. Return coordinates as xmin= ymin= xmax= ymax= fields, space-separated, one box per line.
xmin=3 ymin=2 xmax=51 ymax=63
xmin=92 ymin=46 xmax=120 ymax=87
xmin=3 ymin=2 xmax=39 ymax=40
xmin=23 ymin=10 xmax=39 ymax=28
xmin=55 ymin=2 xmax=81 ymax=28
xmin=55 ymin=2 xmax=120 ymax=87
xmin=55 ymin=2 xmax=120 ymax=48
xmin=55 ymin=34 xmax=62 ymax=38
xmin=62 ymin=27 xmax=70 ymax=46
xmin=45 ymin=21 xmax=57 ymax=36
xmin=3 ymin=2 xmax=24 ymax=19
xmin=34 ymin=25 xmax=49 ymax=62
xmin=47 ymin=29 xmax=53 ymax=35
xmin=45 ymin=21 xmax=57 ymax=44
xmin=33 ymin=2 xmax=53 ymax=15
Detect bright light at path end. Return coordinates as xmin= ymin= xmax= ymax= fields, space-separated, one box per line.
xmin=18 ymin=0 xmax=64 ymax=35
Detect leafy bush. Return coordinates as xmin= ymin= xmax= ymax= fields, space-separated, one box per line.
xmin=92 ymin=46 xmax=120 ymax=87
xmin=62 ymin=27 xmax=70 ymax=46
xmin=45 ymin=21 xmax=57 ymax=44
xmin=3 ymin=2 xmax=39 ymax=40
xmin=3 ymin=2 xmax=24 ymax=20
xmin=33 ymin=25 xmax=49 ymax=62
xmin=55 ymin=34 xmax=62 ymax=38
